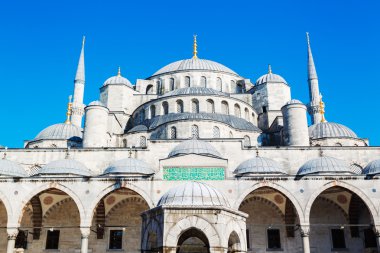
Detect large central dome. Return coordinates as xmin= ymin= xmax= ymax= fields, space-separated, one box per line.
xmin=151 ymin=58 xmax=238 ymax=77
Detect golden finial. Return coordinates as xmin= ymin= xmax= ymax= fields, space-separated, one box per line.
xmin=65 ymin=95 xmax=73 ymax=124
xmin=268 ymin=64 xmax=272 ymax=74
xmin=193 ymin=34 xmax=198 ymax=59
xmin=319 ymin=93 xmax=326 ymax=123
xmin=117 ymin=66 xmax=121 ymax=77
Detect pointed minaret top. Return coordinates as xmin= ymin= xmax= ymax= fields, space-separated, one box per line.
xmin=193 ymin=34 xmax=198 ymax=59
xmin=75 ymin=36 xmax=85 ymax=82
xmin=117 ymin=66 xmax=121 ymax=77
xmin=268 ymin=64 xmax=272 ymax=74
xmin=306 ymin=32 xmax=318 ymax=80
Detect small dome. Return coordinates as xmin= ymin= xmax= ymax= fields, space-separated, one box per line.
xmin=168 ymin=139 xmax=222 ymax=158
xmin=36 ymin=159 xmax=91 ymax=177
xmin=103 ymin=69 xmax=133 ymax=88
xmin=160 ymin=87 xmax=229 ymax=98
xmin=363 ymin=160 xmax=380 ymax=176
xmin=103 ymin=158 xmax=155 ymax=176
xmin=309 ymin=122 xmax=357 ymax=139
xmin=151 ymin=58 xmax=238 ymax=77
xmin=34 ymin=123 xmax=82 ymax=141
xmin=88 ymin=100 xmax=105 ymax=107
xmin=234 ymin=156 xmax=287 ymax=176
xmin=255 ymin=66 xmax=287 ymax=85
xmin=158 ymin=181 xmax=230 ymax=207
xmin=297 ymin=156 xmax=356 ymax=176
xmin=285 ymin=99 xmax=303 ymax=105
xmin=0 ymin=159 xmax=28 ymax=177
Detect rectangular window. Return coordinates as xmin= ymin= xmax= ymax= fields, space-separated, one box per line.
xmin=15 ymin=230 xmax=28 ymax=249
xmin=331 ymin=229 xmax=346 ymax=249
xmin=246 ymin=229 xmax=250 ymax=249
xmin=109 ymin=230 xmax=123 ymax=249
xmin=46 ymin=230 xmax=60 ymax=249
xmin=364 ymin=228 xmax=377 ymax=248
xmin=267 ymin=229 xmax=281 ymax=250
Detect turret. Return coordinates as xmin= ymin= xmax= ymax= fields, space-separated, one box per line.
xmin=71 ymin=36 xmax=86 ymax=127
xmin=306 ymin=33 xmax=322 ymax=124
xmin=83 ymin=101 xmax=109 ymax=148
xmin=281 ymin=99 xmax=309 ymax=146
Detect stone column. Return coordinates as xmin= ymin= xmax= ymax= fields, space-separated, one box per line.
xmin=6 ymin=228 xmax=19 ymax=253
xmin=300 ymin=225 xmax=310 ymax=253
xmin=80 ymin=227 xmax=91 ymax=253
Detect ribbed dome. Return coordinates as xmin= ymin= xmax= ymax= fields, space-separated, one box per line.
xmin=88 ymin=100 xmax=105 ymax=106
xmin=103 ymin=158 xmax=155 ymax=176
xmin=168 ymin=139 xmax=221 ymax=158
xmin=0 ymin=159 xmax=28 ymax=177
xmin=362 ymin=160 xmax=380 ymax=176
xmin=158 ymin=181 xmax=229 ymax=207
xmin=36 ymin=159 xmax=92 ymax=177
xmin=152 ymin=58 xmax=237 ymax=76
xmin=255 ymin=71 xmax=287 ymax=85
xmin=103 ymin=75 xmax=133 ymax=88
xmin=160 ymin=87 xmax=229 ymax=98
xmin=35 ymin=123 xmax=82 ymax=141
xmin=297 ymin=156 xmax=356 ymax=176
xmin=309 ymin=122 xmax=357 ymax=139
xmin=234 ymin=156 xmax=287 ymax=176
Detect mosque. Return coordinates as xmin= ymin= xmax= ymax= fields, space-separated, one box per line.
xmin=0 ymin=33 xmax=380 ymax=253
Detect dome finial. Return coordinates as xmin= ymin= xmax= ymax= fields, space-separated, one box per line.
xmin=319 ymin=93 xmax=326 ymax=123
xmin=268 ymin=64 xmax=272 ymax=74
xmin=65 ymin=95 xmax=73 ymax=124
xmin=193 ymin=34 xmax=198 ymax=59
xmin=117 ymin=66 xmax=121 ymax=77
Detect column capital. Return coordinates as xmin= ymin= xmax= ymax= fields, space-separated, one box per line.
xmin=7 ymin=228 xmax=19 ymax=240
xmin=80 ymin=227 xmax=91 ymax=238
xmin=299 ymin=224 xmax=310 ymax=237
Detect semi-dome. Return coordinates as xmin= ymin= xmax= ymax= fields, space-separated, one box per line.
xmin=255 ymin=66 xmax=287 ymax=85
xmin=168 ymin=139 xmax=222 ymax=158
xmin=297 ymin=156 xmax=356 ymax=176
xmin=309 ymin=122 xmax=357 ymax=139
xmin=157 ymin=181 xmax=229 ymax=207
xmin=103 ymin=158 xmax=155 ymax=176
xmin=234 ymin=156 xmax=287 ymax=176
xmin=362 ymin=160 xmax=380 ymax=176
xmin=36 ymin=159 xmax=92 ymax=177
xmin=0 ymin=159 xmax=28 ymax=177
xmin=160 ymin=87 xmax=229 ymax=98
xmin=151 ymin=58 xmax=238 ymax=77
xmin=35 ymin=123 xmax=82 ymax=141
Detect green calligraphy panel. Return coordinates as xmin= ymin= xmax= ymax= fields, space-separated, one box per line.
xmin=163 ymin=167 xmax=225 ymax=180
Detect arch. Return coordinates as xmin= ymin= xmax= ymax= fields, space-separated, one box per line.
xmin=42 ymin=197 xmax=73 ymax=222
xmin=191 ymin=99 xmax=199 ymax=113
xmin=234 ymin=104 xmax=241 ymax=118
xmin=176 ymin=100 xmax=184 ymax=113
xmin=150 ymin=105 xmax=156 ymax=118
xmin=170 ymin=126 xmax=177 ymax=139
xmin=227 ymin=231 xmax=241 ymax=253
xmin=212 ymin=126 xmax=220 ymax=138
xmin=165 ymin=216 xmax=221 ymax=247
xmin=191 ymin=125 xmax=199 ymax=139
xmin=162 ymin=101 xmax=169 ymax=115
xmin=221 ymin=101 xmax=229 ymax=115
xmin=200 ymin=76 xmax=207 ymax=87
xmin=230 ymin=80 xmax=236 ymax=93
xmin=146 ymin=84 xmax=153 ymax=94
xmin=244 ymin=108 xmax=249 ymax=121
xmin=169 ymin=78 xmax=175 ymax=91
xmin=216 ymin=77 xmax=222 ymax=91
xmin=225 ymin=220 xmax=246 ymax=251
xmin=304 ymin=181 xmax=378 ymax=224
xmin=236 ymin=83 xmax=244 ymax=93
xmin=185 ymin=76 xmax=191 ymax=87
xmin=139 ymin=136 xmax=147 ymax=148
xmin=206 ymin=99 xmax=215 ymax=113
xmin=106 ymin=196 xmax=149 ymax=219
xmin=156 ymin=80 xmax=162 ymax=95
xmin=0 ymin=190 xmax=12 ymax=226
xmin=177 ymin=228 xmax=210 ymax=253
xmin=233 ymin=183 xmax=304 ymax=224
xmin=243 ymin=135 xmax=251 ymax=147
xmin=240 ymin=195 xmax=284 ymax=219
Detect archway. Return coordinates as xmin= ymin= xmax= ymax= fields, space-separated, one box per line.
xmin=0 ymin=200 xmax=8 ymax=249
xmin=309 ymin=186 xmax=377 ymax=252
xmin=177 ymin=228 xmax=210 ymax=253
xmin=227 ymin=231 xmax=241 ymax=253
xmin=238 ymin=187 xmax=301 ymax=252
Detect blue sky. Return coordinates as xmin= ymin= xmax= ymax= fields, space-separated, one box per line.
xmin=1 ymin=0 xmax=379 ymax=147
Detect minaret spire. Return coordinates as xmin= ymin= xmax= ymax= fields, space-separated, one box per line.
xmin=306 ymin=32 xmax=322 ymax=124
xmin=71 ymin=36 xmax=86 ymax=127
xmin=193 ymin=34 xmax=198 ymax=59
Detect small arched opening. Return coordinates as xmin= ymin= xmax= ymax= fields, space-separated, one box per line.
xmin=177 ymin=228 xmax=210 ymax=253
xmin=227 ymin=231 xmax=241 ymax=253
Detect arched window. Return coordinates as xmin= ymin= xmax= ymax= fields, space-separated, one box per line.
xmin=244 ymin=108 xmax=250 ymax=121
xmin=122 ymin=139 xmax=127 ymax=148
xmin=206 ymin=99 xmax=215 ymax=113
xmin=185 ymin=76 xmax=191 ymax=87
xmin=146 ymin=84 xmax=154 ymax=94
xmin=156 ymin=81 xmax=162 ymax=95
xmin=234 ymin=104 xmax=241 ymax=117
xmin=222 ymin=101 xmax=229 ymax=115
xmin=170 ymin=126 xmax=177 ymax=139
xmin=150 ymin=105 xmax=156 ymax=118
xmin=140 ymin=136 xmax=147 ymax=148
xmin=230 ymin=80 xmax=236 ymax=93
xmin=169 ymin=78 xmax=175 ymax=91
xmin=191 ymin=125 xmax=199 ymax=139
xmin=216 ymin=77 xmax=222 ymax=91
xmin=335 ymin=142 xmax=343 ymax=147
xmin=212 ymin=126 xmax=220 ymax=138
xmin=201 ymin=76 xmax=207 ymax=87
xmin=162 ymin=101 xmax=169 ymax=115
xmin=191 ymin=99 xmax=199 ymax=113
xmin=237 ymin=83 xmax=243 ymax=93
xmin=176 ymin=100 xmax=184 ymax=113
xmin=243 ymin=135 xmax=251 ymax=147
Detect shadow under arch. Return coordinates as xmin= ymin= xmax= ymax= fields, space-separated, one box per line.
xmin=0 ymin=190 xmax=12 ymax=227
xmin=177 ymin=228 xmax=210 ymax=253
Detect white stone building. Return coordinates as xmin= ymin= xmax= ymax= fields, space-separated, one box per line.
xmin=1 ymin=34 xmax=379 ymax=253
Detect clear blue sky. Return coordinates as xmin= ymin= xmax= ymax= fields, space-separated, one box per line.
xmin=1 ymin=0 xmax=379 ymax=147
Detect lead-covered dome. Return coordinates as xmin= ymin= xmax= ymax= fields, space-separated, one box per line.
xmin=309 ymin=122 xmax=357 ymax=139
xmin=0 ymin=159 xmax=28 ymax=177
xmin=34 ymin=123 xmax=82 ymax=141
xmin=103 ymin=158 xmax=155 ymax=176
xmin=157 ymin=181 xmax=230 ymax=207
xmin=151 ymin=58 xmax=238 ymax=77
xmin=255 ymin=66 xmax=287 ymax=85
xmin=103 ymin=69 xmax=133 ymax=88
xmin=234 ymin=156 xmax=287 ymax=176
xmin=35 ymin=159 xmax=92 ymax=177
xmin=362 ymin=160 xmax=380 ymax=176
xmin=168 ymin=139 xmax=222 ymax=158
xmin=297 ymin=156 xmax=356 ymax=176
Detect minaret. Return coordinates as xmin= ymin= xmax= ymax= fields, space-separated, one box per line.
xmin=306 ymin=32 xmax=322 ymax=124
xmin=71 ymin=36 xmax=86 ymax=127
